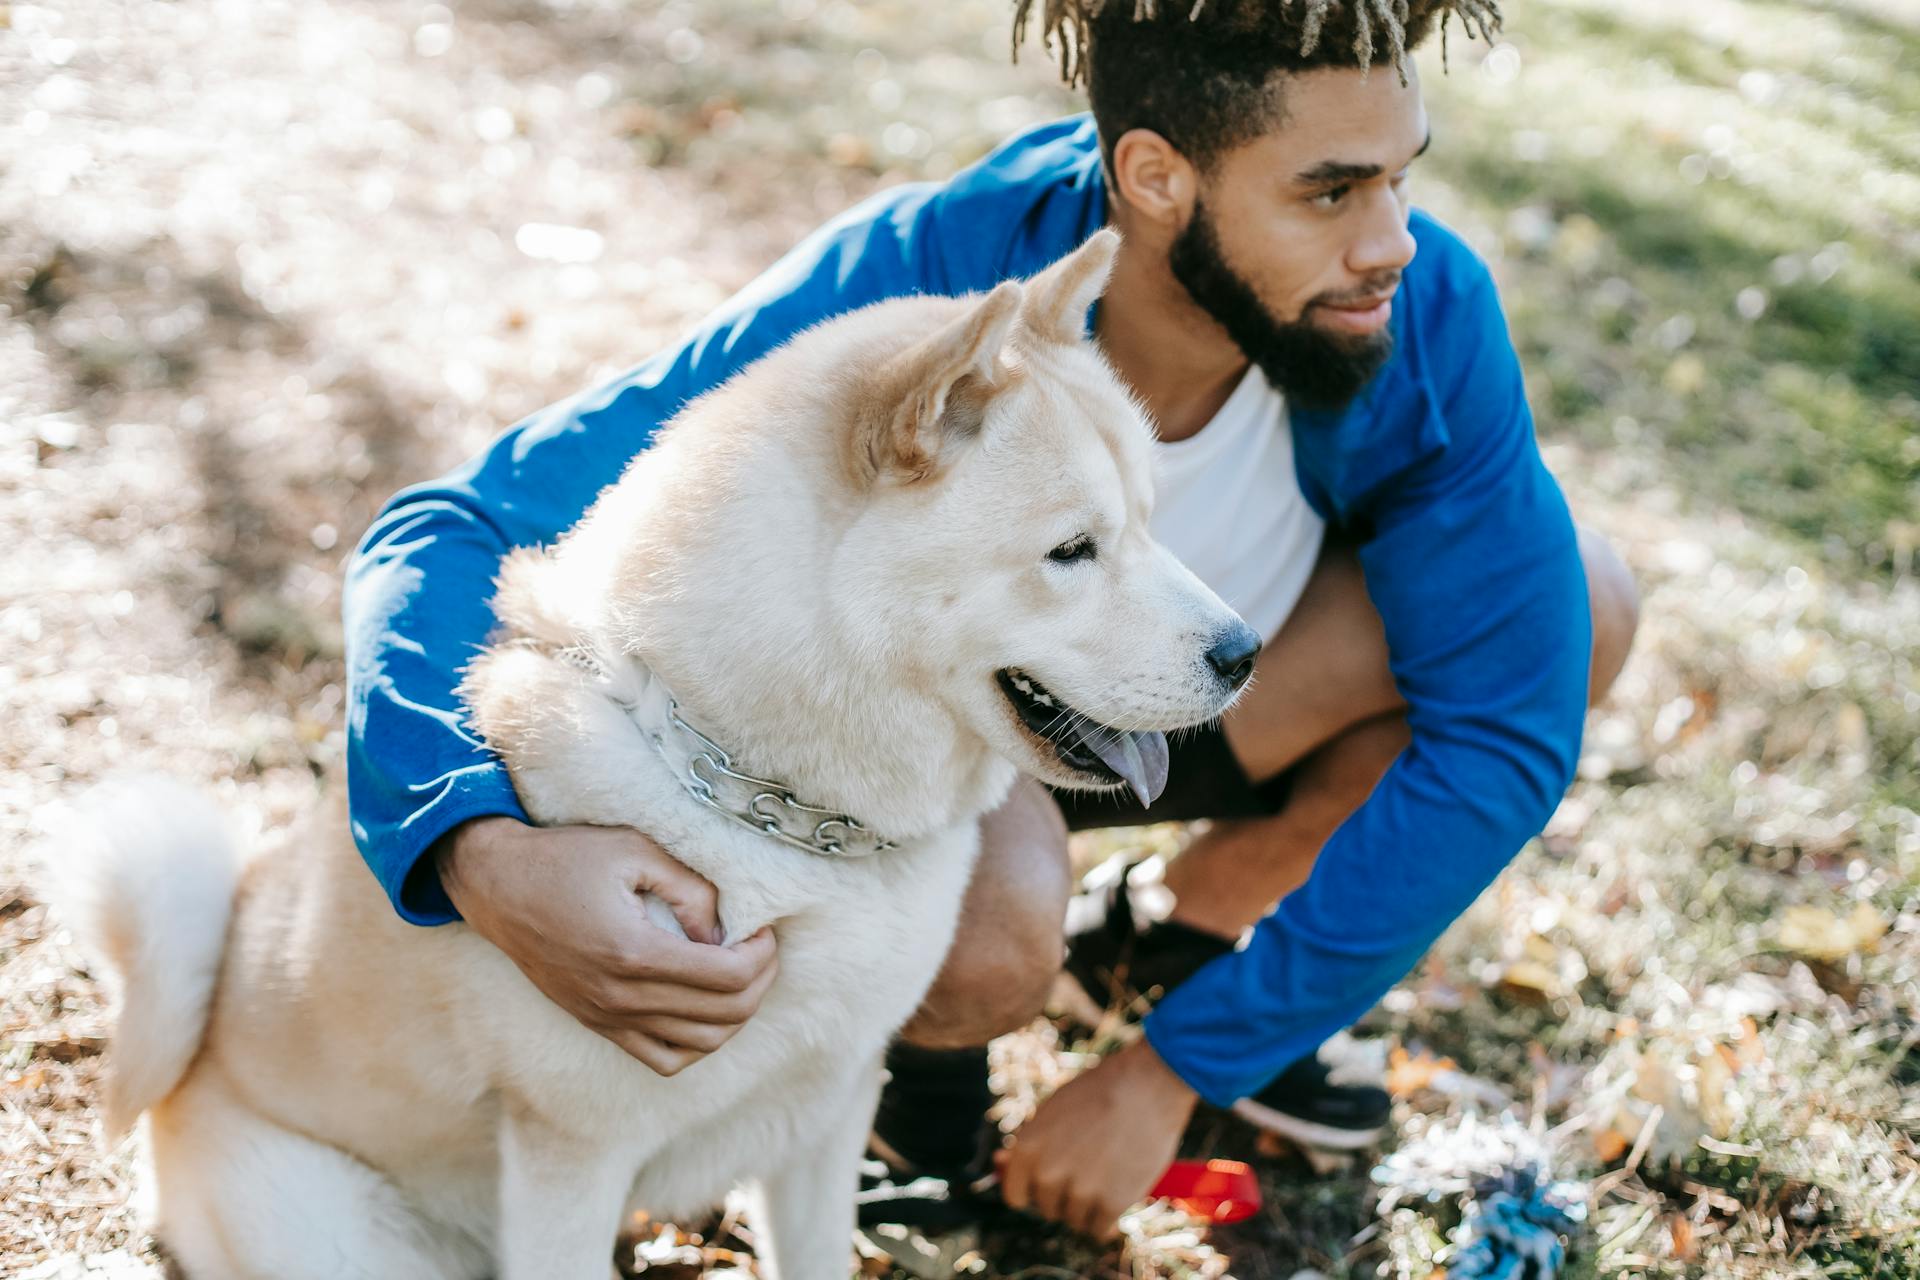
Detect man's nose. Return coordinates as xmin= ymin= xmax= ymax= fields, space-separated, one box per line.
xmin=1350 ymin=188 xmax=1418 ymax=279
xmin=1205 ymin=621 xmax=1261 ymax=692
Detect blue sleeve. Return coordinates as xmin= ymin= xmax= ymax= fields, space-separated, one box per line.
xmin=344 ymin=181 xmax=961 ymax=924
xmin=1141 ymin=264 xmax=1591 ymax=1105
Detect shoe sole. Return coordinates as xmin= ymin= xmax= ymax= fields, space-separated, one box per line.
xmin=1229 ymin=1096 xmax=1385 ymax=1151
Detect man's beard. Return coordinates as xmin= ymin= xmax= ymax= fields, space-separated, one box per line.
xmin=1168 ymin=201 xmax=1396 ymax=412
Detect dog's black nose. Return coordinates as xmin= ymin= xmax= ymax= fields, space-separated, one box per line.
xmin=1206 ymin=622 xmax=1261 ymax=691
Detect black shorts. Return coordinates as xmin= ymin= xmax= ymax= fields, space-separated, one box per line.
xmin=1046 ymin=721 xmax=1294 ymax=832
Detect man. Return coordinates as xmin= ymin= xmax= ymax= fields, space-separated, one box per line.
xmin=345 ymin=0 xmax=1638 ymax=1245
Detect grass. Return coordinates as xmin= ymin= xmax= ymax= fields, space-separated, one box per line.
xmin=1 ymin=0 xmax=1917 ymax=1276
xmin=1413 ymin=0 xmax=1920 ymax=572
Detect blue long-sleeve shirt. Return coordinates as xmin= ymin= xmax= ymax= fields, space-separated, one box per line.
xmin=344 ymin=115 xmax=1590 ymax=1106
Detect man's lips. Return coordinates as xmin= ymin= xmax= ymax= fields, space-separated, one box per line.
xmin=1311 ymin=292 xmax=1396 ymax=335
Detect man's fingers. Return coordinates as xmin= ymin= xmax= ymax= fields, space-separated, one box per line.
xmin=996 ymin=1150 xmax=1033 ymax=1214
xmin=1064 ymin=1193 xmax=1098 ymax=1238
xmin=1035 ymin=1168 xmax=1074 ymax=1228
xmin=627 ymin=1014 xmax=740 ymax=1054
xmin=631 ymin=850 xmax=724 ymax=946
xmin=595 ymin=935 xmax=781 ymax=1023
xmin=614 ymin=925 xmax=777 ymax=991
xmin=1080 ymin=1197 xmax=1122 ymax=1241
xmin=997 ymin=1149 xmax=1120 ymax=1240
xmin=595 ymin=974 xmax=764 ymax=1026
xmin=673 ymin=944 xmax=779 ymax=1022
xmin=599 ymin=1026 xmax=705 ymax=1076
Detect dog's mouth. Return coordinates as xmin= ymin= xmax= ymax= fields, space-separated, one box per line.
xmin=995 ymin=668 xmax=1170 ymax=807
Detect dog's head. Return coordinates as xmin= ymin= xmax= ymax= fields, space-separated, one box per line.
xmin=555 ymin=230 xmax=1258 ymax=833
xmin=832 ymin=230 xmax=1258 ymax=806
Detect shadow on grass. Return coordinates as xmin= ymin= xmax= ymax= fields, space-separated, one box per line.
xmin=10 ymin=239 xmax=441 ymax=690
xmin=1449 ymin=145 xmax=1920 ymax=396
xmin=1431 ymin=132 xmax=1918 ymax=561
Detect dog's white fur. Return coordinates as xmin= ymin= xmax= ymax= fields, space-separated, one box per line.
xmin=49 ymin=231 xmax=1251 ymax=1279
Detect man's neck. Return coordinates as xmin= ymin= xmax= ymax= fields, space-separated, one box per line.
xmin=1094 ymin=213 xmax=1249 ymax=443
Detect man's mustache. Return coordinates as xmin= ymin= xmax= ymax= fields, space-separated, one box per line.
xmin=1309 ymin=274 xmax=1404 ymax=309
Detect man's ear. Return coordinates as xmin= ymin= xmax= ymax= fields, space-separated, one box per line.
xmin=856 ymin=280 xmax=1023 ymax=484
xmin=1110 ymin=128 xmax=1196 ymax=229
xmin=1018 ymin=227 xmax=1121 ymax=345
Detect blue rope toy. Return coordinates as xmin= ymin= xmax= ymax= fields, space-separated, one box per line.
xmin=1445 ymin=1165 xmax=1587 ymax=1280
xmin=1371 ymin=1112 xmax=1589 ymax=1280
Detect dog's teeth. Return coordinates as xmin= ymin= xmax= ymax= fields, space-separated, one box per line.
xmin=1012 ymin=676 xmax=1033 ymax=694
xmin=1033 ymin=693 xmax=1054 ymax=707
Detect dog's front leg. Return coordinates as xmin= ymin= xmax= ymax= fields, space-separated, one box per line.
xmin=748 ymin=1058 xmax=883 ymax=1280
xmin=496 ymin=1103 xmax=635 ymax=1280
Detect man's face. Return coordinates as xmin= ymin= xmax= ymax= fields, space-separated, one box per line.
xmin=1169 ymin=65 xmax=1428 ymax=410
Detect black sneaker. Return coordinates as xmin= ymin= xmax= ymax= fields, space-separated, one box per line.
xmin=1232 ymin=1054 xmax=1389 ymax=1151
xmin=1058 ymin=864 xmax=1390 ymax=1151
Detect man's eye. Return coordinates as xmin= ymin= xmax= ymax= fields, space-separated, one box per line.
xmin=1311 ymin=184 xmax=1352 ymax=208
xmin=1047 ymin=536 xmax=1097 ymax=564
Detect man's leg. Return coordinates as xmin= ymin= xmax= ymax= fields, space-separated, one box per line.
xmin=869 ymin=779 xmax=1073 ymax=1174
xmin=898 ymin=780 xmax=1075 ymax=1050
xmin=1164 ymin=527 xmax=1640 ymax=938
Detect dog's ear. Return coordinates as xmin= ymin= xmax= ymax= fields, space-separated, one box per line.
xmin=1018 ymin=227 xmax=1121 ymax=345
xmin=856 ymin=280 xmax=1023 ymax=484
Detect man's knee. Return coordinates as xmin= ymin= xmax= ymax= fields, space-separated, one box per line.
xmin=1579 ymin=526 xmax=1640 ymax=703
xmin=899 ymin=780 xmax=1072 ymax=1047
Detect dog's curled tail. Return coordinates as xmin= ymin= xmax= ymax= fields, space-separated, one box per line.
xmin=43 ymin=776 xmax=242 ymax=1139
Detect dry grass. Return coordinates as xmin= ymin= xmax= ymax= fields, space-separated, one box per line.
xmin=3 ymin=0 xmax=1916 ymax=1276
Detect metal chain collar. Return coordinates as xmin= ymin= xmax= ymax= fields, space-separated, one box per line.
xmin=548 ymin=642 xmax=896 ymax=859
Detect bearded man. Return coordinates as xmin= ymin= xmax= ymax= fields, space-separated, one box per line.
xmin=344 ymin=0 xmax=1640 ymax=1240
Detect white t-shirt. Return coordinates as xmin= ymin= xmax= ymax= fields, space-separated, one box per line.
xmin=1149 ymin=365 xmax=1325 ymax=642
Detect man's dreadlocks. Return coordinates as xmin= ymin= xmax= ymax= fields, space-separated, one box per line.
xmin=1013 ymin=0 xmax=1502 ymax=168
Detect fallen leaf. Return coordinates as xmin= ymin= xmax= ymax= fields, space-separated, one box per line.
xmin=1695 ymin=1049 xmax=1735 ymax=1138
xmin=1386 ymin=1044 xmax=1458 ymax=1096
xmin=1669 ymin=1211 xmax=1697 ymax=1260
xmin=1497 ymin=958 xmax=1563 ymax=1002
xmin=1734 ymin=1017 xmax=1767 ymax=1068
xmin=1779 ymin=902 xmax=1887 ymax=961
xmin=3 ymin=1068 xmax=48 ymax=1092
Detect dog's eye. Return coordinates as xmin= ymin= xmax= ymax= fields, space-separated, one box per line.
xmin=1047 ymin=536 xmax=1097 ymax=564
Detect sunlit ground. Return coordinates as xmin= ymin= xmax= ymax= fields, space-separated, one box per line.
xmin=1 ymin=0 xmax=1915 ymax=1276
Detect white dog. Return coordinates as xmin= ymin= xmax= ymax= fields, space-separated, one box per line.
xmin=52 ymin=230 xmax=1257 ymax=1280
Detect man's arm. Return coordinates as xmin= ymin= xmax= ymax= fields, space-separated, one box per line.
xmin=344 ymin=179 xmax=958 ymax=924
xmin=1140 ymin=261 xmax=1593 ymax=1107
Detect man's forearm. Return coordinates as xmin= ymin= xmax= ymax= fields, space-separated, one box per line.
xmin=344 ymin=493 xmax=539 ymax=922
xmin=430 ymin=815 xmax=527 ymax=922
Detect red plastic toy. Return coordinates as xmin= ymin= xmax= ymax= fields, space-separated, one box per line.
xmin=1147 ymin=1158 xmax=1263 ymax=1224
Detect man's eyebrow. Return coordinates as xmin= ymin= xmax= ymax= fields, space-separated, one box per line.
xmin=1294 ymin=133 xmax=1433 ymax=186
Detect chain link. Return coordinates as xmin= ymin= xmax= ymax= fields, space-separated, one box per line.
xmin=671 ymin=703 xmax=892 ymax=858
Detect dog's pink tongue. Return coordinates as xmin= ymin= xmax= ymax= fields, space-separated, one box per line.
xmin=1084 ymin=728 xmax=1170 ymax=808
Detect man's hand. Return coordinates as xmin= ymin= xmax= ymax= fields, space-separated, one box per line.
xmin=435 ymin=817 xmax=778 ymax=1076
xmin=994 ymin=1036 xmax=1200 ymax=1240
